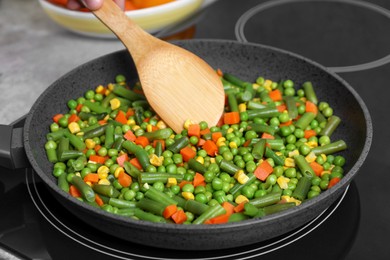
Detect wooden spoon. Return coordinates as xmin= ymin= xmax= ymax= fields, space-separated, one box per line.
xmin=93 ymin=0 xmax=224 ymax=133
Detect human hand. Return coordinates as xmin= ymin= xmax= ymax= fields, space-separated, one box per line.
xmin=67 ymin=0 xmax=125 ymax=11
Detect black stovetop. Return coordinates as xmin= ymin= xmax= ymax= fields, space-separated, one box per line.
xmin=1 ymin=0 xmax=390 ymax=259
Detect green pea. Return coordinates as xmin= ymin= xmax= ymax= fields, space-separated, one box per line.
xmin=58 ymin=116 xmax=68 ymax=128
xmin=284 ymin=87 xmax=295 ymax=96
xmin=85 ymin=90 xmax=95 ymax=100
xmin=170 ymin=185 xmax=180 ymax=195
xmin=52 ymin=167 xmax=64 ymax=177
xmin=98 ymin=147 xmax=108 ymax=157
xmin=333 ymin=155 xmax=346 ymax=167
xmin=254 ymin=189 xmax=267 ymax=198
xmin=307 ymin=190 xmax=320 ymax=199
xmin=124 ymin=189 xmax=136 ymax=201
xmin=182 ymin=183 xmax=195 ymax=193
xmin=299 ymin=144 xmax=311 ymax=156
xmin=286 ymin=134 xmax=296 ymax=144
xmin=245 ymin=130 xmax=257 ymax=140
xmin=212 ymin=177 xmax=223 ymax=191
xmin=322 ymin=107 xmax=333 ymax=117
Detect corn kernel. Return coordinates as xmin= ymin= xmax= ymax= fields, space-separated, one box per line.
xmin=127 ymin=118 xmax=136 ymax=126
xmin=209 ymin=158 xmax=216 ymax=164
xmin=98 ymin=178 xmax=111 ymax=185
xmin=182 ymin=192 xmax=195 ymax=200
xmin=98 ymin=170 xmax=108 ymax=180
xmin=104 ymin=114 xmax=110 ymax=121
xmin=107 ymin=83 xmax=115 ymax=91
xmin=263 ymin=79 xmax=273 ymax=91
xmin=284 ymin=158 xmax=295 ymax=167
xmin=227 ymin=128 xmax=234 ymax=134
xmin=114 ymin=167 xmax=125 ymax=178
xmin=104 ymin=89 xmax=111 ymax=96
xmin=320 ymin=153 xmax=327 ymax=162
xmin=146 ymin=124 xmax=153 ymax=133
xmin=85 ymin=181 xmax=92 ymax=187
xmin=216 ymin=137 xmax=226 ymax=145
xmin=97 ymin=165 xmax=110 ymax=176
xmin=307 ymin=140 xmax=318 ymax=148
xmin=132 ymin=125 xmax=141 ymax=131
xmin=183 ymin=119 xmax=195 ymax=129
xmin=234 ymin=170 xmax=249 ymax=184
xmin=68 ymin=122 xmax=80 ymax=134
xmin=321 ymin=170 xmax=331 ymax=177
xmin=277 ymin=176 xmax=290 ymax=189
xmin=288 ymin=149 xmax=300 ymax=158
xmin=85 ymin=139 xmax=96 ymax=149
xmin=156 ymin=120 xmax=167 ymax=129
xmin=166 ymin=178 xmax=177 ymax=187
xmin=235 ymin=194 xmax=249 ymax=204
xmin=229 ymin=141 xmax=238 ymax=149
xmin=281 ymin=195 xmax=301 ymax=206
xmin=305 ymin=152 xmax=317 ymax=163
xmin=110 ymin=98 xmax=121 ymax=110
xmin=149 ymin=154 xmax=164 ymax=166
xmin=252 ymin=83 xmax=260 ymax=90
xmin=195 ymin=156 xmax=204 ymax=164
xmin=275 ymin=151 xmax=283 ymax=156
xmin=95 ymin=85 xmax=105 ymax=94
xmin=238 ymin=103 xmax=247 ymax=112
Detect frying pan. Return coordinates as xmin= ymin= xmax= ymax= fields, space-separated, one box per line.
xmin=0 ymin=39 xmax=372 ymax=250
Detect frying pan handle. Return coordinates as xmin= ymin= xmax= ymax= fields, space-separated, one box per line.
xmin=0 ymin=125 xmax=29 ymax=169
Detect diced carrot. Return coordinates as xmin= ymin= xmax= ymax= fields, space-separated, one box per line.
xmin=188 ymin=124 xmax=201 ymax=138
xmin=180 ymin=146 xmax=196 ymax=162
xmin=152 ymin=139 xmax=165 ymax=151
xmin=75 ymin=103 xmax=83 ymax=112
xmin=222 ymin=201 xmax=235 ymax=216
xmin=204 ymin=213 xmax=230 ymax=224
xmin=179 ymin=180 xmax=192 ymax=189
xmin=133 ymin=0 xmax=175 ymax=9
xmin=310 ymin=161 xmax=324 ymax=176
xmin=129 ymin=158 xmax=143 ymax=170
xmin=202 ymin=140 xmax=218 ymax=156
xmin=242 ymin=139 xmax=251 ymax=147
xmin=116 ymin=153 xmax=129 ymax=167
xmin=223 ymin=111 xmax=240 ymax=125
xmin=304 ymin=129 xmax=317 ymax=139
xmin=269 ymin=89 xmax=283 ymax=101
xmin=328 ymin=177 xmax=341 ymax=189
xmin=279 ymin=120 xmax=293 ymax=127
xmin=217 ymin=113 xmax=225 ymax=127
xmin=254 ymin=160 xmax=274 ymax=181
xmin=305 ymin=101 xmax=318 ymax=115
xmin=233 ymin=201 xmax=247 ymax=213
xmin=52 ymin=114 xmax=63 ymax=123
xmin=48 ymin=0 xmax=68 ymax=6
xmin=89 ymin=155 xmax=106 ymax=164
xmin=134 ymin=136 xmax=149 ymax=147
xmin=94 ymin=144 xmax=102 ymax=153
xmin=68 ymin=114 xmax=80 ymax=123
xmin=83 ymin=173 xmax=99 ymax=183
xmin=200 ymin=128 xmax=211 ymax=136
xmin=277 ymin=104 xmax=287 ymax=112
xmin=163 ymin=204 xmax=178 ymax=219
xmin=69 ymin=185 xmax=81 ymax=198
xmin=124 ymin=130 xmax=136 ymax=141
xmin=118 ymin=171 xmax=132 ymax=188
xmin=216 ymin=68 xmax=223 ymax=77
xmin=261 ymin=133 xmax=275 ymax=139
xmin=125 ymin=0 xmax=137 ymax=10
xmin=193 ymin=172 xmax=205 ymax=187
xmin=115 ymin=110 xmax=128 ymax=124
xmin=126 ymin=108 xmax=135 ymax=117
xmin=98 ymin=119 xmax=107 ymax=125
xmin=171 ymin=209 xmax=187 ymax=224
xmin=211 ymin=132 xmax=223 ymax=143
xmin=197 ymin=138 xmax=206 ymax=146
xmin=95 ymin=194 xmax=104 ymax=207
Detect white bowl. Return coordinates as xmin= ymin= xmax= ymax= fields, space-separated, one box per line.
xmin=38 ymin=0 xmax=207 ymax=38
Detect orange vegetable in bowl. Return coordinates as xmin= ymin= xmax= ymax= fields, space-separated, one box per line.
xmin=131 ymin=0 xmax=175 ymax=9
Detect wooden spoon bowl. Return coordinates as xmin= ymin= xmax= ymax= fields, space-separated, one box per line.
xmin=93 ymin=0 xmax=225 ymax=133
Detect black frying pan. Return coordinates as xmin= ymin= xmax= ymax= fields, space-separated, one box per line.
xmin=0 ymin=39 xmax=372 ymax=250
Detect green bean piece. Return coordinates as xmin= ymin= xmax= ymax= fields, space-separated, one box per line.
xmin=78 ymin=111 xmax=107 ymax=121
xmin=247 ymin=107 xmax=280 ymax=120
xmin=144 ymin=186 xmax=178 ymax=207
xmin=57 ymin=172 xmax=69 ymax=193
xmin=184 ymin=199 xmax=210 ymax=215
xmin=117 ymin=208 xmax=136 ymax=217
xmin=139 ymin=172 xmax=183 ymax=184
xmin=173 ymin=195 xmax=187 ymax=209
xmin=229 ymin=173 xmax=257 ymax=196
xmin=167 ymin=136 xmax=189 ymax=153
xmin=142 ymin=128 xmax=173 ymax=141
xmin=295 ymin=112 xmax=316 ymax=129
xmin=219 ymin=159 xmax=242 ymax=175
xmin=122 ymin=140 xmax=150 ymax=170
xmin=123 ymin=161 xmax=140 ymax=179
xmin=109 ymin=198 xmax=137 ymax=209
xmin=315 ymin=111 xmax=327 ymax=124
xmin=188 ymin=158 xmax=208 ymax=174
xmin=223 ymin=73 xmax=246 ymax=88
xmin=252 ymin=139 xmax=266 ymax=160
xmin=83 ymin=124 xmax=108 ymax=139
xmin=132 ymin=100 xmax=150 ymax=109
xmin=58 ymin=150 xmax=83 ymax=162
xmin=259 ymin=90 xmax=272 ymax=104
xmin=112 ymin=84 xmax=145 ymax=101
xmin=265 ymin=139 xmax=285 ymax=151
xmin=101 ymin=92 xmax=117 ymax=108
xmin=154 ymin=141 xmax=163 ymax=157
xmin=137 ymin=198 xmax=166 ymax=216
xmin=228 ymin=213 xmax=249 ymax=222
xmin=64 ymin=131 xmax=86 ymax=151
xmin=302 ymin=81 xmax=318 ymax=105
xmin=292 ymin=176 xmax=312 ymax=201
xmin=104 ymin=123 xmax=115 ymax=148
xmin=92 ymin=184 xmax=116 ymax=197
xmin=319 ymin=115 xmax=341 ymax=137
xmin=83 ymin=100 xmax=110 ymax=114
xmin=45 ymin=140 xmax=58 ymax=163
xmin=134 ymin=208 xmax=167 ymax=223
xmin=192 ymin=204 xmax=226 ymax=224
xmin=247 ymin=100 xmax=267 ymax=110
xmin=247 ymin=123 xmax=277 ymax=135
xmin=122 ymin=140 xmax=139 ymax=154
xmin=284 ymin=96 xmax=298 ymax=119
xmin=249 ymin=192 xmax=281 ymax=208
xmin=227 ymin=92 xmax=239 ymax=112
xmin=265 ymin=147 xmax=284 ymax=166
xmin=311 ymin=140 xmax=347 ymax=155
xmin=244 ymin=202 xmax=259 ymax=217
xmin=133 ymin=107 xmax=144 ymax=126
xmin=46 ymin=128 xmax=69 ymax=141
xmin=294 ymin=155 xmax=315 ymax=178
xmin=71 ymin=175 xmax=95 ymax=202
xmin=112 ymin=136 xmax=124 ymax=151
xmin=71 ymin=155 xmax=86 ymax=172
xmin=257 ymin=202 xmax=296 ymax=217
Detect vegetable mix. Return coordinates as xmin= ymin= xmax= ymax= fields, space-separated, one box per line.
xmin=45 ymin=71 xmax=347 ymax=225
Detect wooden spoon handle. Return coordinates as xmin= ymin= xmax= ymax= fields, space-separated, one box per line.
xmin=92 ymin=0 xmax=157 ymax=64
